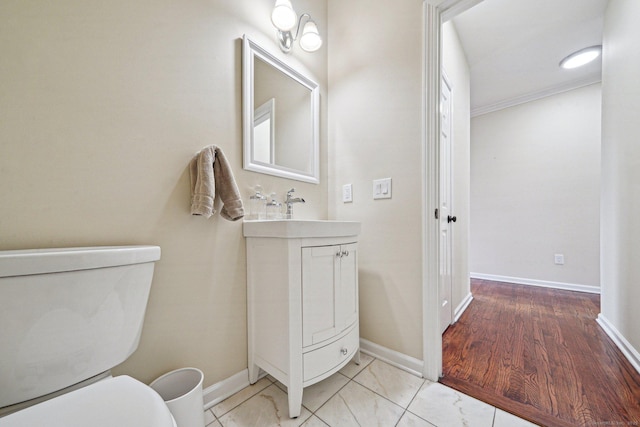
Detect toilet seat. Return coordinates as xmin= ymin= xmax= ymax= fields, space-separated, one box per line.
xmin=0 ymin=376 xmax=176 ymax=427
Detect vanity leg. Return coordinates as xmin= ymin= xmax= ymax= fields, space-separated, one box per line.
xmin=288 ymin=384 xmax=303 ymax=419
xmin=248 ymin=361 xmax=259 ymax=385
xmin=354 ymin=348 xmax=361 ymax=365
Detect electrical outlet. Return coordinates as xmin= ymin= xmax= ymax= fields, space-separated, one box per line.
xmin=554 ymin=254 xmax=565 ymax=265
xmin=342 ymin=184 xmax=353 ymax=203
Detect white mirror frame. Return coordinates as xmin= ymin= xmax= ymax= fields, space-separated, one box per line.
xmin=242 ymin=35 xmax=320 ymax=184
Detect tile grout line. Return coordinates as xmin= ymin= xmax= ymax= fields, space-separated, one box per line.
xmin=395 ymin=377 xmax=438 ymax=427
xmin=309 ymin=356 xmax=375 ymax=425
xmin=309 ymin=372 xmax=355 ymax=425
xmin=210 ymin=376 xmax=275 ymax=420
xmin=205 ymin=407 xmax=222 ymax=427
xmin=313 ymin=357 xmax=427 ymax=426
xmin=206 ymin=355 xmax=532 ymax=427
xmin=213 ymin=355 xmax=440 ymax=426
xmin=350 ymin=359 xmax=426 ymax=413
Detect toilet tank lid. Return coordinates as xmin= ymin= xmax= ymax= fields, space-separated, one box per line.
xmin=0 ymin=245 xmax=161 ymax=278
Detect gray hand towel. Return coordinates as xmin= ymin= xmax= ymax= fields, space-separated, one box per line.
xmin=189 ymin=145 xmax=244 ymax=221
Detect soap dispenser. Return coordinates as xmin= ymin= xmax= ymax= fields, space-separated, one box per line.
xmin=266 ymin=193 xmax=283 ymax=220
xmin=248 ymin=185 xmax=267 ymax=220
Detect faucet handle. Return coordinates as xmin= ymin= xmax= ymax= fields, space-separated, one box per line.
xmin=286 ymin=188 xmax=296 ymax=197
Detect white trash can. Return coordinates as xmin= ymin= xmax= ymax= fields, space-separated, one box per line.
xmin=150 ymin=368 xmax=205 ymax=427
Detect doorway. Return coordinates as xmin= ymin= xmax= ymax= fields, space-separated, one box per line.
xmin=423 ymin=0 xmax=607 ymax=402
xmin=422 ymin=0 xmax=479 ymax=381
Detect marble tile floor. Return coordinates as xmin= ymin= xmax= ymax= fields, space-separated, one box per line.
xmin=203 ymin=354 xmax=539 ymax=427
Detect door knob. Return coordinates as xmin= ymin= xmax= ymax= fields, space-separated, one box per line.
xmin=447 ymin=215 xmax=457 ymax=223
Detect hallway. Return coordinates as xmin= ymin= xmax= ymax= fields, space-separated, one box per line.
xmin=440 ymin=279 xmax=640 ymax=427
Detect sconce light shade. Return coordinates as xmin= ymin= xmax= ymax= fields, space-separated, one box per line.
xmin=271 ymin=0 xmax=322 ymax=53
xmin=271 ymin=0 xmax=297 ymax=31
xmin=299 ymin=20 xmax=322 ymax=52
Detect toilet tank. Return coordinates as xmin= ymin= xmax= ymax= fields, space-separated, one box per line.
xmin=0 ymin=246 xmax=161 ymax=409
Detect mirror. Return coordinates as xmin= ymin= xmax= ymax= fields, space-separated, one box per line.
xmin=242 ymin=35 xmax=319 ymax=184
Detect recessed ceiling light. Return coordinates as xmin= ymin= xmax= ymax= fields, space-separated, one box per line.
xmin=559 ymin=45 xmax=602 ymax=69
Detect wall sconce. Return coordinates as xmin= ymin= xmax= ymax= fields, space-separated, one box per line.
xmin=271 ymin=0 xmax=322 ymax=53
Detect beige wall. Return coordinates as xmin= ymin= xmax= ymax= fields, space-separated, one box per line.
xmin=601 ymin=0 xmax=640 ymax=353
xmin=470 ymin=84 xmax=601 ymax=288
xmin=328 ymin=0 xmax=424 ymax=359
xmin=0 ymin=0 xmax=328 ymax=388
xmin=442 ymin=21 xmax=471 ymax=314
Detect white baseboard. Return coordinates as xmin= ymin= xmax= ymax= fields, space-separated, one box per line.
xmin=470 ymin=273 xmax=600 ymax=294
xmin=202 ymin=369 xmax=259 ymax=410
xmin=453 ymin=292 xmax=473 ymax=323
xmin=596 ymin=314 xmax=640 ymax=375
xmin=359 ymin=338 xmax=424 ymax=378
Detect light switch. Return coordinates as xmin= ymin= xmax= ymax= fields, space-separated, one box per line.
xmin=342 ymin=184 xmax=353 ymax=203
xmin=373 ymin=178 xmax=392 ymax=199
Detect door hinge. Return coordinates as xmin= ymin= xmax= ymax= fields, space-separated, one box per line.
xmin=434 ymin=208 xmax=439 ymax=219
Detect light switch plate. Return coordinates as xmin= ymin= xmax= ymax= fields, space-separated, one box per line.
xmin=342 ymin=184 xmax=353 ymax=203
xmin=373 ymin=178 xmax=392 ymax=199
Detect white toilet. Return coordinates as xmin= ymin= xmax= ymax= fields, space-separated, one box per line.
xmin=0 ymin=245 xmax=176 ymax=427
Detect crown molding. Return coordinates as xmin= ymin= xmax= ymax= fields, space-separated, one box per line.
xmin=439 ymin=0 xmax=484 ymax=22
xmin=471 ymin=76 xmax=602 ymax=117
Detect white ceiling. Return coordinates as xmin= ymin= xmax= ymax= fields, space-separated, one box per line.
xmin=450 ymin=0 xmax=609 ymax=116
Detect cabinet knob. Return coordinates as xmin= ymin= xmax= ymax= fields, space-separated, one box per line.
xmin=336 ymin=251 xmax=342 ymax=258
xmin=341 ymin=348 xmax=348 ymax=356
xmin=341 ymin=250 xmax=349 ymax=257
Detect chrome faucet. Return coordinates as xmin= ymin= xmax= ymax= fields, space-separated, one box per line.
xmin=285 ymin=188 xmax=305 ymax=219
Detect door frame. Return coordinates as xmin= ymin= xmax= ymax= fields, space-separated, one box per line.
xmin=422 ymin=0 xmax=482 ymax=381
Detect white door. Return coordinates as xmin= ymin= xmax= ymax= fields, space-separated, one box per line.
xmin=439 ymin=75 xmax=454 ymax=334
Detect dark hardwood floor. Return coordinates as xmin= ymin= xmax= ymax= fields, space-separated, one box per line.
xmin=440 ymin=279 xmax=640 ymax=427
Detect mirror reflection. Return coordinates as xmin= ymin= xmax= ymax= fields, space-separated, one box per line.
xmin=243 ymin=36 xmax=319 ymax=184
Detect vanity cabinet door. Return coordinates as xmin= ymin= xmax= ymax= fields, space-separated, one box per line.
xmin=302 ymin=245 xmax=340 ymax=347
xmin=337 ymin=243 xmax=358 ymax=332
xmin=302 ymin=243 xmax=358 ymax=348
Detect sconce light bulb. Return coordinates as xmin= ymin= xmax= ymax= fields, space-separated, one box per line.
xmin=271 ymin=0 xmax=297 ymax=31
xmin=299 ymin=20 xmax=322 ymax=52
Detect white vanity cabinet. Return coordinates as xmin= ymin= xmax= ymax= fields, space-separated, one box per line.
xmin=243 ymin=220 xmax=361 ymax=418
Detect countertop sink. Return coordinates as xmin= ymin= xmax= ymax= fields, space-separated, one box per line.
xmin=243 ymin=219 xmax=361 ymax=239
